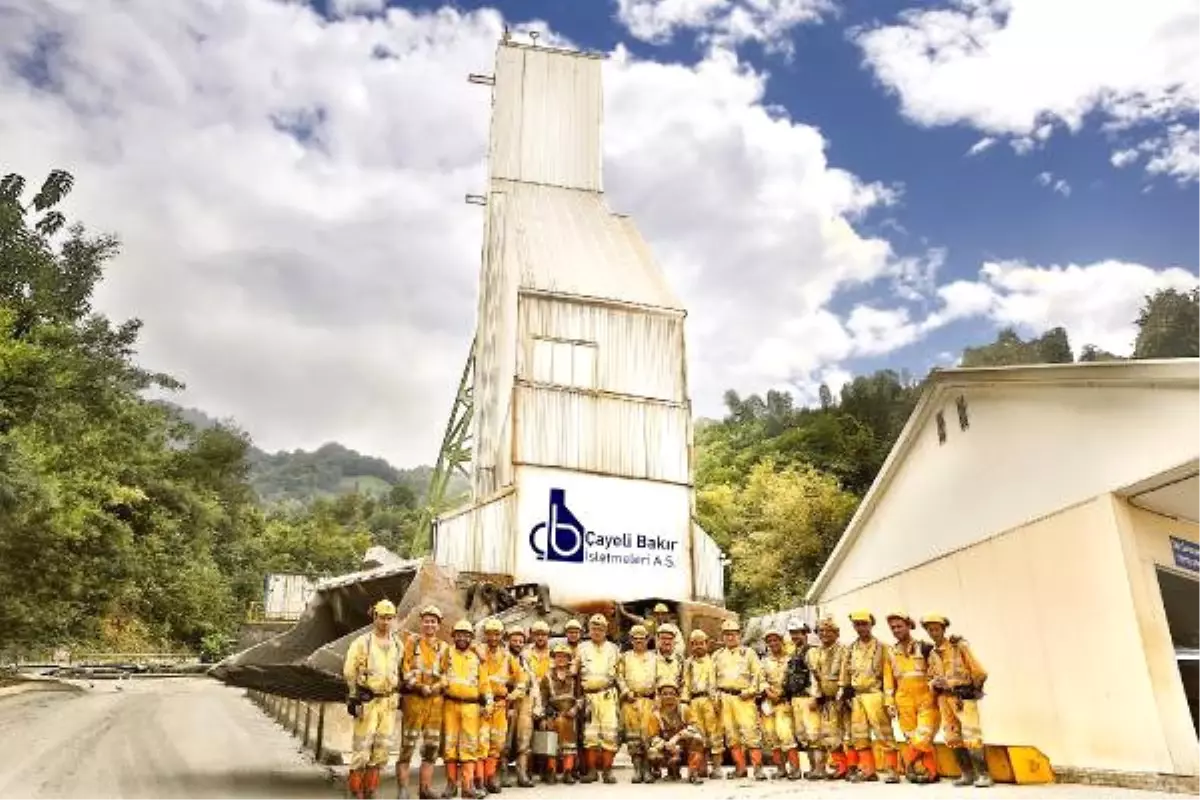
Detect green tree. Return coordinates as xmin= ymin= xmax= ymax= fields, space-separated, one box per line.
xmin=961 ymin=326 xmax=1075 ymax=367
xmin=1133 ymin=288 xmax=1199 ymax=359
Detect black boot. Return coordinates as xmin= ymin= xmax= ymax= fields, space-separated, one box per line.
xmin=953 ymin=748 xmax=975 ymax=787
xmin=970 ymin=749 xmax=994 ymax=787
xmin=631 ymin=756 xmax=645 ymax=784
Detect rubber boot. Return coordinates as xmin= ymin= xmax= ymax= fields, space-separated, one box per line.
xmin=562 ymin=754 xmax=577 ymax=785
xmin=771 ymin=748 xmax=784 ymax=779
xmin=728 ymin=746 xmax=746 ymax=779
xmin=688 ymin=751 xmax=705 ymax=784
xmin=485 ymin=759 xmax=501 ymax=794
xmin=844 ymin=747 xmax=859 ymax=780
xmin=646 ymin=757 xmax=660 ymax=784
xmin=543 ymin=759 xmax=557 ymax=786
xmin=805 ymin=749 xmax=826 ymax=780
xmin=953 ymin=747 xmax=975 ymax=787
xmin=514 ymin=754 xmax=533 ymax=788
xmin=667 ymin=760 xmax=682 ymax=782
xmin=418 ymin=762 xmax=436 ymax=799
xmin=751 ymin=749 xmax=766 ymax=781
xmin=970 ymin=749 xmax=994 ymax=788
xmin=631 ymin=754 xmax=645 ymax=784
xmin=442 ymin=763 xmax=458 ymax=799
xmin=923 ymin=750 xmax=940 ymax=783
xmin=580 ymin=750 xmax=598 ymax=784
xmin=849 ymin=749 xmax=877 ymax=783
xmin=349 ymin=769 xmax=366 ymax=799
xmin=709 ymin=752 xmax=723 ymax=780
xmin=786 ymin=748 xmax=801 ymax=780
xmin=829 ymin=749 xmax=848 ymax=779
xmin=397 ymin=757 xmax=412 ymax=800
xmin=601 ymin=750 xmax=617 ymax=784
xmin=365 ymin=766 xmax=382 ymax=799
xmin=467 ymin=763 xmax=487 ymax=800
xmin=881 ymin=750 xmax=900 ymax=784
xmin=500 ymin=760 xmax=513 ymax=789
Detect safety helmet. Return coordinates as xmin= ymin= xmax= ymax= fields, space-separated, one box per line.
xmin=453 ymin=619 xmax=473 ymax=634
xmin=921 ymin=614 xmax=950 ymax=628
xmin=720 ymin=619 xmax=741 ymax=633
xmin=483 ymin=618 xmax=504 ymax=634
xmin=629 ymin=625 xmax=648 ymax=639
xmin=764 ymin=629 xmax=784 ymax=641
xmin=689 ymin=629 xmax=709 ymax=642
xmin=786 ymin=618 xmax=808 ymax=633
xmin=373 ymin=599 xmax=397 ymax=617
xmin=564 ymin=619 xmax=583 ymax=631
xmin=419 ymin=604 xmax=443 ymax=620
xmin=652 ymin=603 xmax=669 ymax=614
xmin=886 ymin=611 xmax=915 ymax=628
xmin=530 ymin=620 xmax=550 ymax=634
xmin=656 ymin=678 xmax=679 ymax=693
xmin=658 ymin=623 xmax=679 ymax=638
xmin=849 ymin=610 xmax=875 ymax=625
xmin=816 ymin=617 xmax=839 ymax=632
xmin=588 ymin=614 xmax=607 ymax=628
xmin=506 ymin=625 xmax=525 ymax=638
xmin=551 ymin=643 xmax=572 ymax=657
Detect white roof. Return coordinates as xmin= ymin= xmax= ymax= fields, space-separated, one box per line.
xmin=806 ymin=358 xmax=1200 ymax=601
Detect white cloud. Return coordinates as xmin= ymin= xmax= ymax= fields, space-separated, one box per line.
xmin=966 ymin=136 xmax=996 ymax=156
xmin=613 ymin=0 xmax=834 ymax=53
xmin=1111 ymin=148 xmax=1140 ymax=168
xmin=329 ymin=0 xmax=386 ymax=17
xmin=1035 ymin=171 xmax=1071 ymax=196
xmin=854 ymin=0 xmax=1200 ymax=182
xmin=1 ymin=0 xmax=907 ymax=467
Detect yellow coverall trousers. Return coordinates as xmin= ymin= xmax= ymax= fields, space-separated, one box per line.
xmin=894 ymin=681 xmax=939 ymax=754
xmin=761 ymin=702 xmax=797 ymax=751
xmin=688 ymin=697 xmax=724 ymax=756
xmin=937 ymin=695 xmax=983 ymax=749
xmin=816 ymin=700 xmax=845 ymax=750
xmin=621 ymin=696 xmax=656 ymax=756
xmin=400 ymin=695 xmax=443 ymax=763
xmin=582 ymin=688 xmax=620 ymax=752
xmin=849 ymin=691 xmax=895 ymax=752
xmin=511 ymin=695 xmax=534 ymax=755
xmin=351 ymin=695 xmax=398 ymax=769
xmin=479 ymin=697 xmax=509 ymax=759
xmin=791 ymin=697 xmax=820 ymax=747
xmin=719 ymin=693 xmax=762 ymax=749
xmin=443 ymin=698 xmax=482 ymax=763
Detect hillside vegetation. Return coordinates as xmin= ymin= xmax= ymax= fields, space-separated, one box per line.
xmin=2 ymin=168 xmax=1195 ymax=659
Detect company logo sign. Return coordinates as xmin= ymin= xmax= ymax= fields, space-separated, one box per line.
xmin=529 ymin=488 xmax=678 ymax=568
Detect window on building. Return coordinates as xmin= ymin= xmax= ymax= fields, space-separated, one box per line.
xmin=530 ymin=337 xmax=597 ymax=389
xmin=956 ymin=395 xmax=970 ymax=431
xmin=935 ymin=411 xmax=947 ymax=445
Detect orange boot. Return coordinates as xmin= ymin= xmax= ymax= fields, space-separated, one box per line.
xmin=348 ymin=769 xmax=366 ymax=799
xmin=786 ymin=748 xmax=801 ymax=780
xmin=849 ymin=749 xmax=877 ymax=782
xmin=750 ymin=748 xmax=766 ymax=780
xmin=829 ymin=749 xmax=848 ymax=779
xmin=881 ymin=750 xmax=900 ymax=783
xmin=730 ymin=747 xmax=747 ymax=778
xmin=544 ymin=759 xmax=558 ymax=785
xmin=687 ymin=751 xmax=706 ymax=784
xmin=442 ymin=763 xmax=459 ymax=799
xmin=484 ymin=758 xmax=500 ymax=793
xmin=922 ymin=750 xmax=940 ymax=782
xmin=601 ymin=750 xmax=617 ymax=784
xmin=562 ymin=754 xmax=577 ymax=785
xmin=772 ymin=749 xmax=784 ymax=778
xmin=364 ymin=766 xmax=381 ymax=798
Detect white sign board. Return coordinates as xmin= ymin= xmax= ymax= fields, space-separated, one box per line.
xmin=514 ymin=466 xmax=692 ymax=604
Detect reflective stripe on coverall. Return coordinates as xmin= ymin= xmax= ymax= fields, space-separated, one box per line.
xmin=478 ymin=645 xmax=522 ymax=760
xmin=887 ymin=640 xmax=940 ymax=753
xmin=845 ymin=637 xmax=896 ymax=752
xmin=929 ymin=639 xmax=988 ymax=749
xmin=811 ymin=642 xmax=848 ymax=750
xmin=646 ymin=704 xmax=704 ymax=768
xmin=442 ymin=648 xmax=488 ymax=763
xmin=760 ymin=651 xmax=798 ymax=752
xmin=344 ymin=633 xmax=402 ymax=770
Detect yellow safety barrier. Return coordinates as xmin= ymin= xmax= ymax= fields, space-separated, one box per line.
xmin=926 ymin=743 xmax=1054 ymax=785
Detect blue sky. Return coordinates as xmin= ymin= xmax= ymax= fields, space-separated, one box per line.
xmin=2 ymin=0 xmax=1196 ymax=465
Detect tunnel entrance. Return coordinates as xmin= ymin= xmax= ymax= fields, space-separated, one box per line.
xmin=1156 ymin=567 xmax=1199 ymax=736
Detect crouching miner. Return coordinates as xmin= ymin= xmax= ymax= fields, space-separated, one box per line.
xmin=923 ymin=614 xmax=993 ymax=788
xmin=646 ymin=681 xmax=706 ymax=784
xmin=343 ymin=599 xmax=402 ymax=799
xmin=534 ymin=643 xmax=581 ymax=784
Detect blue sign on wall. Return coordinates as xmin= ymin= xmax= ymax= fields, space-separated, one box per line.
xmin=1169 ymin=537 xmax=1199 ymax=573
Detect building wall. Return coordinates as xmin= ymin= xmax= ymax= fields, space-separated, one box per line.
xmin=818 ymin=495 xmax=1181 ymax=775
xmin=1111 ymin=498 xmax=1200 ymax=776
xmin=822 ymin=383 xmax=1199 ymax=599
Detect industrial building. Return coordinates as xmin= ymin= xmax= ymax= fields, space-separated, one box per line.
xmin=432 ymin=39 xmax=724 ymax=605
xmin=807 ymin=359 xmax=1199 ymax=786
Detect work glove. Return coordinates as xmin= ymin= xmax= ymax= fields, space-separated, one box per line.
xmin=885 ymin=703 xmax=897 ymax=718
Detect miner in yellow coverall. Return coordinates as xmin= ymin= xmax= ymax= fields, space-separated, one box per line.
xmin=475 ymin=618 xmax=523 ymax=794
xmin=521 ymin=621 xmax=552 ymax=781
xmin=573 ymin=613 xmax=620 ymax=784
xmin=712 ymin=618 xmax=765 ymax=780
xmin=808 ymin=617 xmax=850 ymax=780
xmin=844 ymin=611 xmax=898 ymax=783
xmin=645 ymin=681 xmax=706 ymax=784
xmin=562 ymin=618 xmax=585 ymax=778
xmin=681 ymin=629 xmax=723 ymax=778
xmin=655 ymin=624 xmax=684 ymax=689
xmin=398 ymin=604 xmax=449 ymax=799
xmin=617 ymin=625 xmax=659 ymax=783
xmin=342 ymin=599 xmax=402 ymax=799
xmin=760 ymin=629 xmax=801 ymax=779
xmin=500 ymin=626 xmax=535 ymax=788
xmin=534 ymin=643 xmax=581 ymax=784
xmin=441 ymin=619 xmax=491 ymax=800
xmin=924 ymin=613 xmax=994 ymax=788
xmin=885 ymin=611 xmax=940 ymax=784
xmin=785 ymin=618 xmax=819 ymax=775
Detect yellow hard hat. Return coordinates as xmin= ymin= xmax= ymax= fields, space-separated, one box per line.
xmin=720 ymin=619 xmax=741 ymax=633
xmin=453 ymin=619 xmax=473 ymax=634
xmin=689 ymin=629 xmax=709 ymax=642
xmin=849 ymin=610 xmax=875 ymax=625
xmin=764 ymin=629 xmax=784 ymax=641
xmin=786 ymin=618 xmax=809 ymax=633
xmin=886 ymin=611 xmax=915 ymax=627
xmin=629 ymin=625 xmax=648 ymax=639
xmin=419 ymin=604 xmax=443 ymax=620
xmin=652 ymin=603 xmax=669 ymax=614
xmin=565 ymin=619 xmax=583 ymax=631
xmin=921 ymin=614 xmax=950 ymax=628
xmin=530 ymin=621 xmax=550 ymax=634
xmin=483 ymin=618 xmax=504 ymax=634
xmin=816 ymin=617 xmax=839 ymax=632
xmin=506 ymin=626 xmax=525 ymax=637
xmin=373 ymin=599 xmax=397 ymax=617
xmin=551 ymin=643 xmax=572 ymax=657
xmin=655 ymin=678 xmax=679 ymax=692
xmin=588 ymin=614 xmax=607 ymax=628
xmin=658 ymin=623 xmax=679 ymax=638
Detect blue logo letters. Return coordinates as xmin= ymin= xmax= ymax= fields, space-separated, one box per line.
xmin=529 ymin=488 xmax=587 ymax=563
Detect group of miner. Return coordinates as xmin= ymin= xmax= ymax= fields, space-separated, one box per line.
xmin=341 ymin=600 xmax=993 ymax=799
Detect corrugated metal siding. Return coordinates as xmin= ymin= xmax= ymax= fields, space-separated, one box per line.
xmin=433 ymin=490 xmax=517 ymax=575
xmin=517 ymin=294 xmax=685 ymax=402
xmin=513 ymin=384 xmax=689 ymax=484
xmin=492 ymin=179 xmax=682 ymax=310
xmin=690 ymin=523 xmax=725 ymax=605
xmin=490 ymin=44 xmax=602 ymax=192
xmin=471 ymin=192 xmax=518 ymax=497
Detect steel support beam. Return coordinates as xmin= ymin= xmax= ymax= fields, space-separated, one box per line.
xmin=416 ymin=339 xmax=475 ymax=553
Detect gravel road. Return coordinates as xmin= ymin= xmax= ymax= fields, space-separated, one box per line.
xmin=0 ymin=678 xmax=1180 ymax=799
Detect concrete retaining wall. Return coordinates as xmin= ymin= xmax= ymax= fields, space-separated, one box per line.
xmin=246 ymin=691 xmax=361 ymax=766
